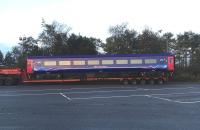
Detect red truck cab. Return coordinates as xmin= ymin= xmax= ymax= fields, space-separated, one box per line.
xmin=0 ymin=66 xmax=21 ymax=85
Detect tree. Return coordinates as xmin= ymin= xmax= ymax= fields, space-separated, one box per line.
xmin=137 ymin=29 xmax=164 ymax=54
xmin=0 ymin=50 xmax=3 ymax=65
xmin=38 ymin=20 xmax=71 ymax=55
xmin=161 ymin=32 xmax=175 ymax=53
xmin=176 ymin=32 xmax=200 ymax=68
xmin=67 ymin=34 xmax=100 ymax=55
xmin=192 ymin=49 xmax=200 ymax=77
xmin=4 ymin=52 xmax=15 ymax=66
xmin=11 ymin=36 xmax=42 ymax=68
xmin=173 ymin=31 xmax=200 ymax=80
xmin=18 ymin=36 xmax=41 ymax=55
xmin=104 ymin=23 xmax=138 ymax=54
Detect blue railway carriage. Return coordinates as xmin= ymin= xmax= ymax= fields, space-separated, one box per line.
xmin=26 ymin=53 xmax=174 ymax=84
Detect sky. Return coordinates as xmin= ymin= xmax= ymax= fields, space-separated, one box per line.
xmin=0 ymin=0 xmax=200 ymax=54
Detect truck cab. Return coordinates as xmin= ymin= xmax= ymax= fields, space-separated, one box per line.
xmin=0 ymin=65 xmax=21 ymax=85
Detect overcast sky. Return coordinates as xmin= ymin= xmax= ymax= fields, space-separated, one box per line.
xmin=0 ymin=0 xmax=200 ymax=53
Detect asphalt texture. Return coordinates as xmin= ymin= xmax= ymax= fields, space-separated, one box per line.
xmin=0 ymin=83 xmax=200 ymax=130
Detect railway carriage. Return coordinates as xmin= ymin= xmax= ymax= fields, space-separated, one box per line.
xmin=26 ymin=53 xmax=174 ymax=84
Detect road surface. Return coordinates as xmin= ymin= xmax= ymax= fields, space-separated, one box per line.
xmin=0 ymin=83 xmax=200 ymax=130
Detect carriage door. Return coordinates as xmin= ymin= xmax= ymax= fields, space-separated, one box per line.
xmin=168 ymin=56 xmax=174 ymax=71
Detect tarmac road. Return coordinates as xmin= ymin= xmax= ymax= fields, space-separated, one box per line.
xmin=0 ymin=83 xmax=200 ymax=130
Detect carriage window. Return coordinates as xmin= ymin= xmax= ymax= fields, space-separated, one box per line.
xmin=88 ymin=60 xmax=99 ymax=65
xmin=102 ymin=60 xmax=114 ymax=65
xmin=130 ymin=59 xmax=142 ymax=64
xmin=73 ymin=60 xmax=85 ymax=65
xmin=145 ymin=59 xmax=157 ymax=64
xmin=59 ymin=61 xmax=71 ymax=65
xmin=116 ymin=60 xmax=128 ymax=64
xmin=44 ymin=61 xmax=57 ymax=66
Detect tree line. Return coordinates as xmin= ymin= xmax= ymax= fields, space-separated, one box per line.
xmin=0 ymin=21 xmax=200 ymax=81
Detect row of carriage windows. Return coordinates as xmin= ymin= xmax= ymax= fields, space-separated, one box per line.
xmin=43 ymin=59 xmax=158 ymax=66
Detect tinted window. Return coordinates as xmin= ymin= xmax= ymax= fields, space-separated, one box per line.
xmin=145 ymin=59 xmax=157 ymax=64
xmin=102 ymin=60 xmax=114 ymax=65
xmin=116 ymin=60 xmax=128 ymax=64
xmin=130 ymin=59 xmax=142 ymax=64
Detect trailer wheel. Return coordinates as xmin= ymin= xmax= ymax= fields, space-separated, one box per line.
xmin=149 ymin=79 xmax=154 ymax=85
xmin=5 ymin=78 xmax=14 ymax=86
xmin=12 ymin=78 xmax=19 ymax=85
xmin=140 ymin=79 xmax=146 ymax=85
xmin=0 ymin=79 xmax=4 ymax=85
xmin=158 ymin=79 xmax=164 ymax=85
xmin=131 ymin=80 xmax=137 ymax=85
xmin=123 ymin=80 xmax=129 ymax=85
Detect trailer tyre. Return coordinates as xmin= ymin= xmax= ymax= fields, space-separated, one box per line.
xmin=5 ymin=78 xmax=14 ymax=86
xmin=140 ymin=79 xmax=146 ymax=85
xmin=131 ymin=80 xmax=137 ymax=85
xmin=123 ymin=80 xmax=129 ymax=85
xmin=0 ymin=79 xmax=4 ymax=85
xmin=158 ymin=79 xmax=164 ymax=85
xmin=149 ymin=79 xmax=154 ymax=85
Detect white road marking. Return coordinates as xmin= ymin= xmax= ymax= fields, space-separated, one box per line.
xmin=146 ymin=95 xmax=175 ymax=102
xmin=0 ymin=88 xmax=68 ymax=93
xmin=146 ymin=95 xmax=200 ymax=104
xmin=0 ymin=86 xmax=196 ymax=94
xmin=0 ymin=90 xmax=199 ymax=104
xmin=64 ymin=89 xmax=141 ymax=94
xmin=71 ymin=94 xmax=145 ymax=100
xmin=0 ymin=113 xmax=13 ymax=115
xmin=71 ymin=92 xmax=200 ymax=104
xmin=0 ymin=87 xmax=199 ymax=97
xmin=60 ymin=93 xmax=71 ymax=100
xmin=1 ymin=86 xmax=200 ymax=104
xmin=176 ymin=100 xmax=200 ymax=104
xmin=151 ymin=91 xmax=200 ymax=96
xmin=140 ymin=86 xmax=195 ymax=91
xmin=69 ymin=86 xmax=136 ymax=90
xmin=0 ymin=92 xmax=59 ymax=97
xmin=62 ymin=87 xmax=197 ymax=95
xmin=0 ymin=86 xmax=136 ymax=93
